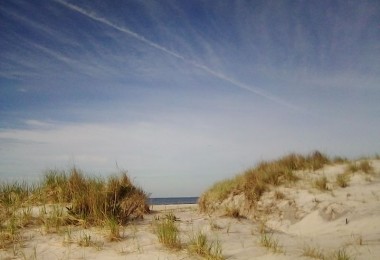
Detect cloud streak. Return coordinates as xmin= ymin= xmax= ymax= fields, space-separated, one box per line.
xmin=54 ymin=0 xmax=303 ymax=112
xmin=2 ymin=0 xmax=379 ymax=197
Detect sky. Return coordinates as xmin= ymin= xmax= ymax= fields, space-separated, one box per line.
xmin=0 ymin=0 xmax=379 ymax=197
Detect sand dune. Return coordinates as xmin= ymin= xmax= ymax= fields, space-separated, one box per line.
xmin=1 ymin=160 xmax=380 ymax=259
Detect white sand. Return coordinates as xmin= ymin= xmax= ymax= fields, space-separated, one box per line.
xmin=1 ymin=159 xmax=380 ymax=259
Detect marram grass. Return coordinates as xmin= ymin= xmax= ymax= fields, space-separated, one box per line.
xmin=0 ymin=167 xmax=149 ymax=249
xmin=199 ymin=151 xmax=331 ymax=212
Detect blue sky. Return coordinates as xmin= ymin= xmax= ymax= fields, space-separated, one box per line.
xmin=1 ymin=0 xmax=379 ymax=197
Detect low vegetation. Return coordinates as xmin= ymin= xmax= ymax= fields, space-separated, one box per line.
xmin=336 ymin=173 xmax=350 ymax=188
xmin=274 ymin=190 xmax=285 ymax=200
xmin=346 ymin=160 xmax=374 ymax=174
xmin=302 ymin=245 xmax=353 ymax=260
xmin=0 ymin=167 xmax=149 ymax=249
xmin=43 ymin=168 xmax=149 ymax=225
xmin=188 ymin=231 xmax=224 ymax=260
xmin=199 ymin=151 xmax=331 ymax=212
xmin=314 ymin=176 xmax=329 ymax=191
xmin=153 ymin=214 xmax=181 ymax=249
xmin=260 ymin=233 xmax=283 ymax=253
xmin=224 ymin=207 xmax=241 ymax=218
xmin=105 ymin=216 xmax=122 ymax=241
xmin=302 ymin=244 xmax=325 ymax=259
xmin=333 ymin=248 xmax=352 ymax=260
xmin=199 ymin=151 xmax=379 ymax=215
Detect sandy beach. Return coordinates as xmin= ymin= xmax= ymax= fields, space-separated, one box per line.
xmin=1 ymin=159 xmax=380 ymax=259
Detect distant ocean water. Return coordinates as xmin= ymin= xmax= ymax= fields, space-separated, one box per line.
xmin=149 ymin=197 xmax=199 ymax=205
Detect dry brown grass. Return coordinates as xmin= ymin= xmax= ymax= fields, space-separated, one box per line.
xmin=346 ymin=160 xmax=374 ymax=174
xmin=336 ymin=173 xmax=350 ymax=188
xmin=199 ymin=151 xmax=331 ymax=213
xmin=224 ymin=207 xmax=241 ymax=218
xmin=314 ymin=176 xmax=329 ymax=191
xmin=0 ymin=167 xmax=149 ymax=249
xmin=274 ymin=190 xmax=285 ymax=200
xmin=44 ymin=168 xmax=149 ymax=225
xmin=198 ymin=176 xmax=242 ymax=212
xmin=358 ymin=160 xmax=374 ymax=174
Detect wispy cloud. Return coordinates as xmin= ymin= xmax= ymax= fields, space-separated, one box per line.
xmin=24 ymin=119 xmax=55 ymax=128
xmin=1 ymin=0 xmax=379 ymax=196
xmin=54 ymin=0 xmax=303 ymax=112
xmin=1 ymin=4 xmax=142 ymax=82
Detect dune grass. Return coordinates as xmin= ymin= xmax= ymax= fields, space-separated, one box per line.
xmin=274 ymin=190 xmax=285 ymax=200
xmin=153 ymin=215 xmax=181 ymax=250
xmin=0 ymin=215 xmax=22 ymax=249
xmin=199 ymin=151 xmax=331 ymax=212
xmin=260 ymin=233 xmax=283 ymax=253
xmin=105 ymin=216 xmax=122 ymax=241
xmin=336 ymin=173 xmax=350 ymax=188
xmin=187 ymin=231 xmax=224 ymax=260
xmin=346 ymin=160 xmax=374 ymax=174
xmin=358 ymin=160 xmax=374 ymax=174
xmin=198 ymin=177 xmax=242 ymax=212
xmin=314 ymin=176 xmax=329 ymax=191
xmin=302 ymin=245 xmax=353 ymax=260
xmin=302 ymin=244 xmax=325 ymax=259
xmin=333 ymin=248 xmax=352 ymax=260
xmin=224 ymin=207 xmax=241 ymax=218
xmin=42 ymin=168 xmax=149 ymax=225
xmin=0 ymin=167 xmax=149 ymax=249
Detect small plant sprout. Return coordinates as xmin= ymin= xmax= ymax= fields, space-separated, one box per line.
xmin=78 ymin=232 xmax=92 ymax=247
xmin=302 ymin=244 xmax=325 ymax=259
xmin=260 ymin=233 xmax=283 ymax=253
xmin=314 ymin=176 xmax=329 ymax=191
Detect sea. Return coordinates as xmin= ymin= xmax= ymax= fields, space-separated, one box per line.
xmin=149 ymin=197 xmax=199 ymax=205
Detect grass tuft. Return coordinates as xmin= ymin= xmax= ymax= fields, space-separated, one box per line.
xmin=274 ymin=190 xmax=285 ymax=200
xmin=164 ymin=212 xmax=178 ymax=222
xmin=154 ymin=216 xmax=181 ymax=250
xmin=40 ymin=205 xmax=67 ymax=233
xmin=302 ymin=244 xmax=325 ymax=259
xmin=43 ymin=168 xmax=149 ymax=225
xmin=78 ymin=232 xmax=92 ymax=247
xmin=105 ymin=217 xmax=122 ymax=241
xmin=314 ymin=176 xmax=329 ymax=191
xmin=224 ymin=207 xmax=241 ymax=219
xmin=333 ymin=248 xmax=352 ymax=260
xmin=187 ymin=231 xmax=224 ymax=260
xmin=347 ymin=160 xmax=373 ymax=174
xmin=336 ymin=173 xmax=350 ymax=188
xmin=332 ymin=156 xmax=348 ymax=164
xmin=260 ymin=233 xmax=283 ymax=253
xmin=358 ymin=160 xmax=373 ymax=174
